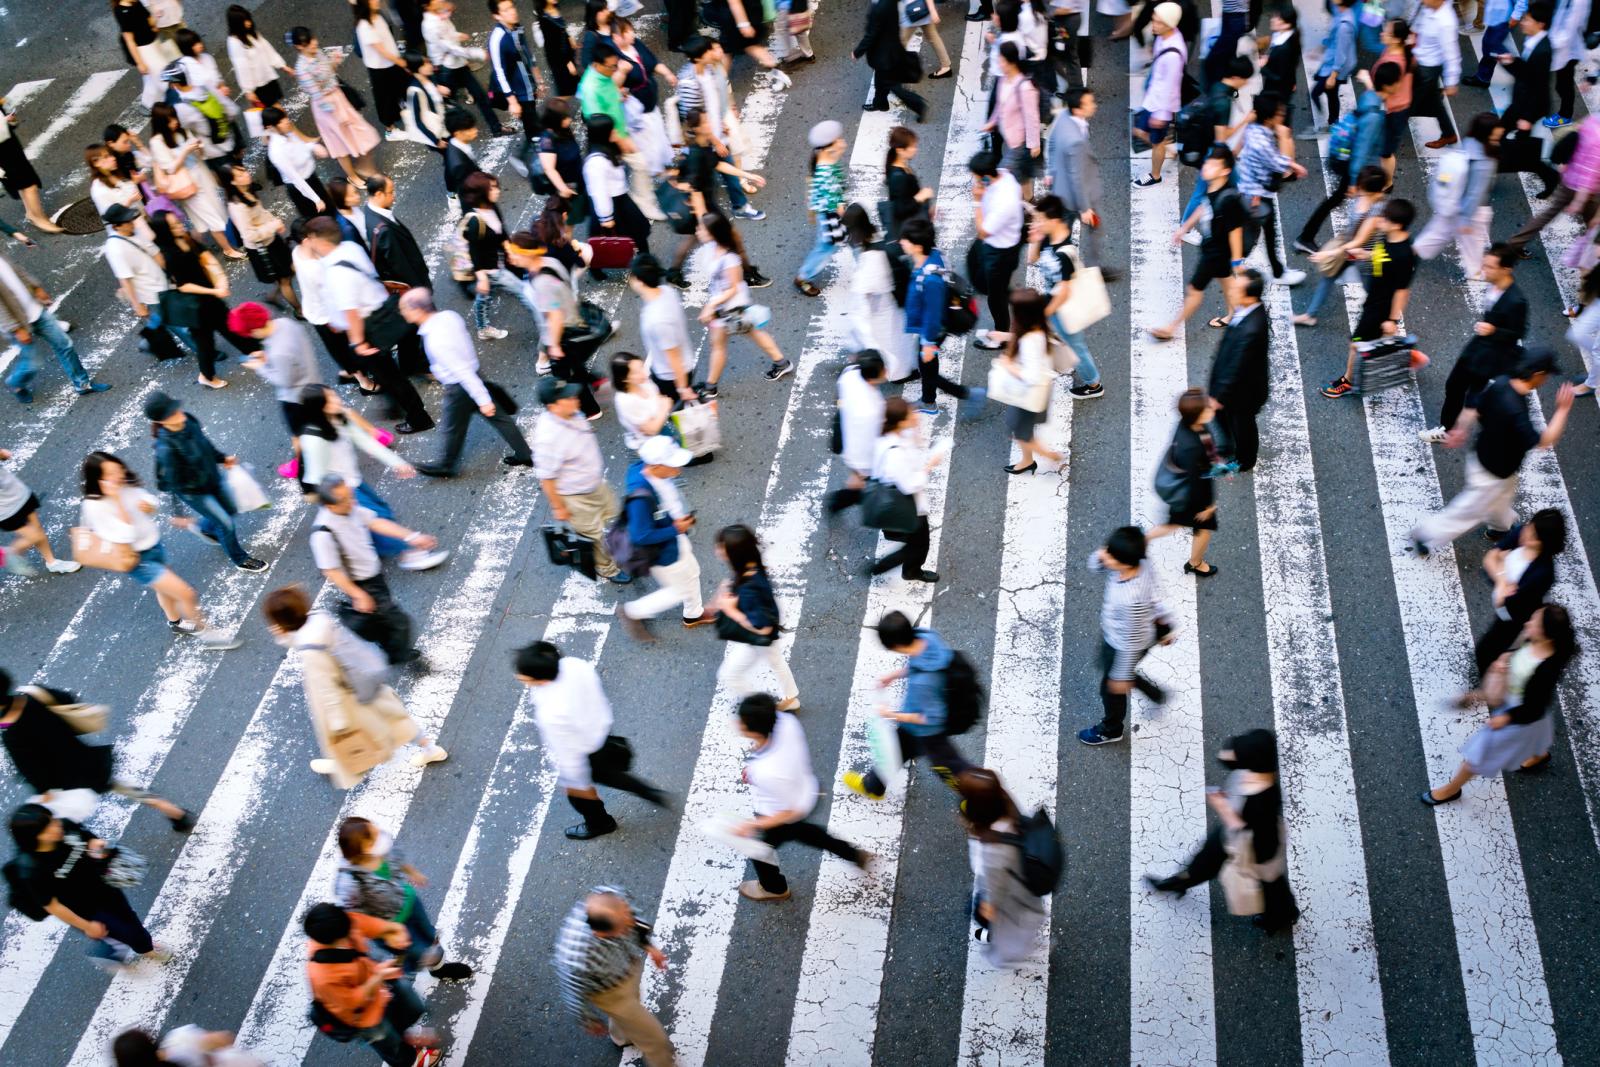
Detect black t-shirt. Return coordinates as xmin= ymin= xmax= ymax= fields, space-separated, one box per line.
xmin=1038 ymin=236 xmax=1076 ymax=292
xmin=1202 ymin=185 xmax=1245 ymax=265
xmin=682 ymin=143 xmax=720 ymax=196
xmin=1203 ymin=83 xmax=1236 ymax=132
xmin=1364 ymin=234 xmax=1416 ymax=315
xmin=114 ymin=2 xmax=157 ymax=48
xmin=1472 ymin=376 xmax=1540 ymax=478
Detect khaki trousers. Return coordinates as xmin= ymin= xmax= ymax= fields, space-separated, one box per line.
xmin=589 ymin=962 xmax=677 ymax=1067
xmin=565 ymin=483 xmax=621 ymax=577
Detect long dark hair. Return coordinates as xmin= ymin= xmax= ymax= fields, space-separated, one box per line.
xmin=584 ymin=0 xmax=610 ymax=33
xmin=881 ymin=395 xmax=912 ymax=435
xmin=297 ymin=384 xmax=340 ymax=439
xmin=700 ymin=211 xmax=745 ymax=265
xmin=8 ymin=803 xmax=53 ymax=854
xmin=841 ymin=203 xmax=876 ymax=248
xmin=352 ymin=0 xmax=381 ymax=26
xmin=111 ymin=1030 xmax=162 ymax=1067
xmin=956 ymin=769 xmax=1021 ymax=842
xmin=1382 ymin=18 xmax=1414 ymax=69
xmin=1539 ymin=603 xmax=1577 ymax=661
xmin=223 ymin=163 xmax=260 ymax=205
xmin=1004 ymin=289 xmax=1048 ymax=358
xmin=610 ymin=350 xmax=643 ymax=393
xmin=885 ymin=125 xmax=917 ymax=182
xmin=716 ymin=523 xmax=766 ymax=586
xmin=150 ymin=210 xmax=204 ymax=280
xmin=82 ymin=451 xmax=139 ymax=499
xmin=227 ymin=4 xmax=259 ymax=42
xmin=584 ymin=115 xmax=621 ymax=164
xmin=540 ymin=97 xmax=576 ymax=140
xmin=149 ymin=102 xmax=184 ymax=149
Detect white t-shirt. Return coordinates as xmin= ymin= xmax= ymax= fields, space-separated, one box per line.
xmin=310 ymin=505 xmax=382 ymax=581
xmin=639 ymin=289 xmax=695 ymax=380
xmin=980 ymin=173 xmax=1024 ymax=250
xmin=322 ymin=243 xmax=388 ymax=320
xmin=80 ymin=487 xmax=161 ymax=551
xmin=531 ymin=657 xmax=614 ymax=788
xmin=837 ymin=365 xmax=886 ymax=475
xmin=357 ymin=17 xmax=399 ymax=69
xmin=744 ymin=712 xmax=819 ymax=819
xmin=708 ymin=250 xmax=749 ymax=311
xmin=292 ymin=243 xmax=330 ymax=326
xmin=615 ymin=381 xmax=665 ymax=451
xmin=227 ymin=34 xmax=287 ymax=93
xmin=105 ymin=234 xmax=169 ymax=305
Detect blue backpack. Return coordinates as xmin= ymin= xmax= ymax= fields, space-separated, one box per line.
xmin=1327 ymin=111 xmax=1359 ymax=162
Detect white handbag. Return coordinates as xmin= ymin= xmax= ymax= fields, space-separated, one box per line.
xmin=224 ymin=463 xmax=271 ymax=511
xmin=700 ymin=813 xmax=779 ymax=863
xmin=1057 ymin=249 xmax=1111 ymax=335
xmin=670 ymin=399 xmax=721 ymax=456
xmin=986 ymin=361 xmax=1051 ymax=413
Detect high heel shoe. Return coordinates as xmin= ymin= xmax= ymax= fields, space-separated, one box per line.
xmin=1004 ymin=461 xmax=1037 ymax=475
xmin=1183 ymin=561 xmax=1218 ymax=578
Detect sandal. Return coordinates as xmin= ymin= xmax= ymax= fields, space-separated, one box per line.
xmin=1146 ymin=326 xmax=1175 ymax=341
xmin=1133 ymin=174 xmax=1162 ymax=188
xmin=1207 ymin=316 xmax=1229 ymax=328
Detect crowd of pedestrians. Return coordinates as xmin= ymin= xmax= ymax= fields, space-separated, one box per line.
xmin=0 ymin=0 xmax=1593 ymax=1062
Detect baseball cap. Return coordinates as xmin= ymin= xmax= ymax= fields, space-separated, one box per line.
xmin=808 ymin=119 xmax=845 ymax=149
xmin=227 ymin=301 xmax=272 ymax=335
xmin=638 ymin=434 xmax=693 ymax=469
xmin=538 ymin=377 xmax=583 ymax=405
xmin=1153 ymin=2 xmax=1182 ymax=27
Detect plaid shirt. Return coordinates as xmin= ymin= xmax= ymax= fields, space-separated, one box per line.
xmin=552 ymin=887 xmax=652 ymax=1026
xmin=808 ymin=161 xmax=845 ymax=215
xmin=1237 ymin=123 xmax=1290 ymax=200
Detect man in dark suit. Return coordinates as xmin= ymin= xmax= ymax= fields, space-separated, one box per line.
xmin=1420 ymin=245 xmax=1528 ymax=442
xmin=854 ymin=0 xmax=926 ymax=119
xmin=1208 ymin=269 xmax=1270 ymax=472
xmin=1497 ymin=2 xmax=1559 ymax=193
xmin=443 ymin=110 xmax=483 ymax=202
xmin=363 ymin=173 xmax=432 ymax=377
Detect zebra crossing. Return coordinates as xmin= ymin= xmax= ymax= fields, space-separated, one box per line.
xmin=1 ymin=7 xmax=1600 ymax=1065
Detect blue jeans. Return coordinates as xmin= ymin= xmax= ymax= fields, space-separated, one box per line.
xmin=127 ymin=543 xmax=171 ymax=587
xmin=177 ymin=481 xmax=250 ymax=566
xmin=356 ymin=482 xmax=409 ymax=559
xmin=798 ymin=217 xmax=837 ymax=282
xmin=6 ymin=309 xmax=90 ymax=394
xmin=472 ymin=267 xmax=542 ymax=332
xmin=1049 ymin=312 xmax=1100 ymax=387
xmin=719 ymin=152 xmax=750 ymax=210
xmin=1473 ymin=23 xmax=1510 ymax=82
xmin=1302 ymin=273 xmax=1338 ymax=319
xmin=353 ymin=977 xmax=427 ymax=1067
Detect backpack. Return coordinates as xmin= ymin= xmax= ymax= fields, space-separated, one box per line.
xmin=936 ymin=269 xmax=980 ymax=336
xmin=3 ymin=858 xmax=48 ymax=923
xmin=1174 ymin=97 xmax=1214 ymax=167
xmin=602 ymin=487 xmax=664 ymax=577
xmin=1327 ymin=110 xmax=1359 ymax=162
xmin=1008 ymin=808 xmax=1064 ymax=897
xmin=940 ymin=650 xmax=984 ymax=736
xmin=448 ymin=214 xmax=475 ymax=283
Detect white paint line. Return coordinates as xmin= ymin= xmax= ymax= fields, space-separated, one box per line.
xmin=24 ymin=70 xmax=128 ymax=161
xmin=1303 ymin=35 xmax=1562 ymax=1060
xmin=782 ymin=22 xmax=987 ymax=1067
xmin=1122 ymin=42 xmax=1215 ymax=1067
xmin=1249 ymin=199 xmax=1389 ymax=1061
xmin=624 ymin=43 xmax=924 ymax=1067
xmin=0 ymin=79 xmax=53 ymax=112
xmin=954 ymin=261 xmax=1070 ymax=1067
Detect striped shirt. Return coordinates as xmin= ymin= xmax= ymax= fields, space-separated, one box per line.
xmin=675 ymin=61 xmax=703 ymax=117
xmin=552 ymin=887 xmax=652 ymax=1026
xmin=1091 ymin=552 xmax=1172 ymax=680
xmin=808 ymin=161 xmax=844 ymax=215
xmin=1237 ymin=123 xmax=1290 ymax=200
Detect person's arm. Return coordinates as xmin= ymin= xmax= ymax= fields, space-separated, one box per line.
xmin=585 ymin=157 xmax=616 ymax=227
xmin=1442 ymin=13 xmax=1461 ymax=88
xmin=1336 ymin=16 xmax=1358 ymax=77
xmin=490 ymin=31 xmax=515 ymax=94
xmin=1023 ymin=81 xmax=1041 ymax=153
xmin=367 ymin=516 xmax=435 ymax=549
xmin=660 ymin=339 xmax=692 ymax=397
xmin=1385 ymin=286 xmax=1409 ymax=331
xmin=1538 ymin=382 xmax=1577 ymax=448
xmin=626 ymin=492 xmax=677 ymax=547
xmin=44 ymin=899 xmax=106 ymax=940
xmin=540 ymin=147 xmax=577 ymax=199
xmin=347 ymin=421 xmax=413 ymax=474
xmin=317 ymin=557 xmax=373 ymax=610
xmin=540 ymin=479 xmax=571 ymax=521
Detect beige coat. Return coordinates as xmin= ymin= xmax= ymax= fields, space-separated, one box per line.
xmin=294 ymin=613 xmax=417 ymax=789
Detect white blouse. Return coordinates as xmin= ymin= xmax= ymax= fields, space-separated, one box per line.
xmin=871 ymin=430 xmax=929 ymax=515
xmin=179 ymin=53 xmax=223 ymax=95
xmin=292 ymin=243 xmax=330 ymax=326
xmin=80 ymin=487 xmax=161 ymax=551
xmin=226 ymin=33 xmax=287 ymax=94
xmin=357 ymin=17 xmax=400 ymax=69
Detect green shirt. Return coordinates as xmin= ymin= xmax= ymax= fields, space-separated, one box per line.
xmin=578 ymin=67 xmax=627 ymax=131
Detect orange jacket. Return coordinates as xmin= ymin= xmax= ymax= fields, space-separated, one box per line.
xmin=306 ymin=911 xmax=397 ymax=1028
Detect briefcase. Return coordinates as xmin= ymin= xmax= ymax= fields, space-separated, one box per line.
xmin=542 ymin=523 xmax=598 ymax=579
xmin=1354 ymin=335 xmax=1419 ymax=395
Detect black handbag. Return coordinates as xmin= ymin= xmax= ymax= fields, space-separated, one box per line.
xmin=830 ymin=407 xmax=843 ymax=455
xmin=861 ymin=477 xmax=919 ymax=535
xmin=590 ymin=734 xmax=635 ymax=774
xmin=541 ymin=523 xmax=597 ymax=579
xmin=716 ymin=611 xmax=776 ymax=646
xmin=1153 ymin=455 xmax=1192 ymax=515
xmin=966 ymin=240 xmax=990 ymax=295
xmin=157 ymin=290 xmax=201 ymax=330
xmin=338 ymin=78 xmax=368 ymax=112
xmin=657 ymin=180 xmax=696 ymax=235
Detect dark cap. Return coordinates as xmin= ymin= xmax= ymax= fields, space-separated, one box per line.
xmin=538 ymin=378 xmax=583 ymax=405
xmin=1227 ymin=729 xmax=1279 ymax=773
xmin=101 ymin=203 xmax=141 ymax=225
xmin=1513 ymin=345 xmax=1561 ymax=380
xmin=143 ymin=391 xmax=181 ymax=422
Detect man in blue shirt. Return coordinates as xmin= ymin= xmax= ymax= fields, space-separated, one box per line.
xmin=900 ymin=218 xmax=971 ymax=416
xmin=615 ymin=435 xmax=716 ymax=641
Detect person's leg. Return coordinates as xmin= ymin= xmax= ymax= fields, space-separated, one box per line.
xmin=354 ymin=483 xmax=410 ymax=558
xmin=458 ymin=68 xmax=505 ymax=135
xmin=797 ymin=218 xmax=836 ymax=282
xmin=565 ymin=485 xmax=621 ymax=577
xmin=783 ymin=819 xmax=865 ymax=864
xmin=150 ymin=568 xmax=203 ymax=625
xmin=427 ymin=384 xmax=474 ymax=474
xmin=1436 ymin=360 xmax=1477 ymax=432
xmin=758 ymin=643 xmax=800 ymax=702
xmin=1558 ymin=61 xmax=1578 ymax=119
xmin=1412 ymin=458 xmax=1508 ymax=549
xmin=870 ymin=73 xmax=892 ymax=110
xmin=717 ymin=640 xmax=763 ymax=699
xmin=551 ymin=349 xmax=601 ymax=416
xmin=750 ymin=855 xmax=789 ymax=894
xmin=1482 ymin=470 xmax=1520 ymax=533
xmin=1189 ymin=527 xmax=1213 ymax=568
xmin=1180 ymin=179 xmax=1210 ymax=225
xmin=1507 ymin=184 xmax=1574 ymax=251
xmin=899 ymin=515 xmax=931 ymax=578
xmin=589 ymin=964 xmax=675 ymax=1067
xmin=1232 ymin=408 xmax=1260 ymax=471
xmin=919 ymin=732 xmax=973 ymax=791
xmin=1298 ymin=183 xmax=1347 ymax=247
xmin=179 ymin=492 xmax=250 ymax=565
xmin=31 ymin=310 xmax=92 ymax=389
xmin=1261 ymin=206 xmax=1285 ymax=277
xmin=717 ymin=153 xmax=751 ymax=210
xmin=363 ymin=348 xmax=434 ymax=429
xmin=473 ymin=286 xmax=494 ymax=332
xmin=1097 ymin=639 xmax=1129 ymax=737
xmin=1473 ymin=23 xmax=1507 ymax=81
xmin=862 ymin=728 xmax=920 ymax=796
xmin=984 ymin=244 xmax=1021 ymax=334
xmin=624 ymin=559 xmax=694 ymax=620
xmin=1259 ymin=875 xmax=1300 ymax=931
xmin=568 ymin=788 xmax=618 ymax=833
xmin=94 ymin=892 xmax=155 ymax=955
xmin=107 ymin=779 xmax=188 ymax=821
xmin=485 ymin=405 xmax=533 ymax=462
xmin=1474 ymin=616 xmax=1523 ymax=680
xmin=4 ymin=333 xmax=39 ymax=396
xmin=888 ymin=81 xmax=927 ymax=117
xmin=1177 ymin=824 xmax=1229 ymax=884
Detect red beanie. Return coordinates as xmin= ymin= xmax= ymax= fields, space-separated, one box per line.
xmin=226 ymin=301 xmax=272 ymax=335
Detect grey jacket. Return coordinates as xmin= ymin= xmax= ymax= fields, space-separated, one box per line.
xmin=0 ymin=251 xmax=42 ymax=336
xmin=1046 ymin=111 xmax=1100 ymax=215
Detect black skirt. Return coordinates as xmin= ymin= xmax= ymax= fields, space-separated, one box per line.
xmin=254 ymin=78 xmax=285 ymax=108
xmin=247 ymin=235 xmax=294 ymax=282
xmin=0 ymin=136 xmax=40 ymax=195
xmin=0 ymin=492 xmax=39 ymax=532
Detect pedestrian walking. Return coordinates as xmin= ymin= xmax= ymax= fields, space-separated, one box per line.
xmin=1491 ymin=2 xmax=1559 ymax=197
xmin=262 ymin=585 xmax=447 ymax=784
xmin=1234 ymin=93 xmax=1307 ymax=286
xmin=6 ymin=804 xmax=172 ymax=973
xmin=226 ymin=4 xmax=293 ymax=109
xmin=610 ymin=351 xmax=674 ymax=453
xmin=730 ymin=694 xmax=867 ymax=902
xmin=1076 ymin=526 xmax=1175 ymax=746
xmin=86 ymin=145 xmax=153 ymax=243
xmin=539 ymin=0 xmax=582 ymax=97
xmin=675 ymin=40 xmax=768 ymax=223
xmin=1475 ymin=509 xmax=1566 ymax=677
xmin=1545 ymin=0 xmax=1586 ymax=127
xmin=1148 ymin=387 xmax=1223 ymax=575
xmin=329 ymin=177 xmax=371 ymax=249
xmin=334 ymin=817 xmax=471 ymax=978
xmin=1411 ymin=350 xmax=1577 ymax=554
xmin=614 ymin=436 xmax=716 ymax=640
xmin=505 ymin=237 xmax=606 ymax=413
xmin=112 ymin=1025 xmax=265 ymax=1067
xmin=354 ymin=0 xmax=410 ymax=139
xmin=713 ymin=524 xmax=801 ymax=708
xmin=296 ymin=384 xmax=416 ymax=541
xmin=78 ymin=452 xmax=241 ymax=649
xmin=985 ymin=44 xmax=1041 ymax=196
xmin=883 ymin=126 xmax=933 ymax=244
xmin=843 ymin=611 xmax=974 ymax=796
xmin=1463 ymin=0 xmax=1518 ymax=86
xmin=1147 ymin=729 xmax=1301 ymax=933
xmin=697 ymin=212 xmax=793 ymax=392
xmin=399 ymin=288 xmax=533 ymax=478
xmin=0 ymin=249 xmax=111 ymax=403
xmin=263 ymin=106 xmax=333 ymax=219
xmin=1425 ymin=605 xmax=1576 ymax=803
xmin=290 ymin=26 xmax=382 ymax=182
xmin=363 ymin=173 xmax=431 ymax=292
xmin=421 ymin=0 xmax=505 ymax=137
xmin=841 ymin=208 xmax=910 ymax=375
xmin=1207 ymin=270 xmax=1269 ymax=472
xmin=864 ymin=397 xmax=943 ymax=582
xmin=1410 ymin=0 xmax=1461 ymax=148
xmin=1031 ymin=196 xmax=1103 ymax=397
xmin=1046 ymin=90 xmax=1119 ymax=279
xmin=828 ymin=350 xmax=889 ymax=515
xmin=1293 ymin=167 xmax=1387 ymax=328
xmin=706 ymin=0 xmax=790 ymax=73
xmin=0 ymin=97 xmax=61 ymax=233
xmin=1149 ymin=146 xmax=1246 ymax=340
xmin=795 ymin=120 xmax=848 ymax=297
xmin=969 ymin=152 xmax=1025 ymax=350
xmin=552 ymin=888 xmax=676 ymax=1067
xmin=114 ymin=0 xmax=182 ymax=112
xmin=223 ymin=163 xmax=301 ymax=315
xmin=513 ymin=640 xmax=670 ymax=841
xmin=301 ymin=902 xmax=442 ymax=1066
xmin=1411 ymin=111 xmax=1499 ymax=278
xmin=1419 ymin=245 xmax=1526 ymax=442
xmin=1295 ymin=67 xmax=1394 ymax=252
xmin=149 ymin=209 xmax=255 ymax=389
xmin=536 ymin=377 xmax=629 ymax=582
xmin=900 ymin=0 xmax=953 ymax=77
xmin=1307 ymin=0 xmax=1358 ymax=132
xmin=900 ymin=218 xmax=974 ymax=412
xmin=1506 ymin=113 xmax=1600 ymax=254
xmin=856 ymin=0 xmax=928 ymax=119
xmin=457 ymin=173 xmax=542 ymax=341
xmin=956 ymin=768 xmax=1048 ymax=966
xmin=630 ymin=254 xmax=700 ymax=401
xmin=993 ymin=289 xmax=1065 ymax=474
xmin=1320 ymin=199 xmax=1417 ymax=399
xmin=488 ymin=0 xmax=544 ymax=141
xmin=1368 ymin=18 xmax=1415 ymax=190
xmin=581 ymin=115 xmax=653 ymax=259
xmin=310 ymin=474 xmax=447 ymax=663
xmin=144 ymin=391 xmax=266 ymax=571
xmin=0 ymin=668 xmax=190 ymax=828
xmin=400 ymin=54 xmax=449 ymax=152
xmin=0 ymin=452 xmax=79 ymax=576
xmin=1131 ymin=2 xmax=1187 ymax=185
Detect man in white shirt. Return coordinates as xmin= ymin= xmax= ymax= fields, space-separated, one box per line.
xmin=732 ymin=694 xmax=867 ymax=902
xmin=629 ymin=255 xmax=698 ymax=400
xmin=827 ymin=350 xmax=888 ymax=514
xmin=514 ymin=640 xmax=670 ymax=840
xmin=398 ymin=288 xmax=533 ymax=478
xmin=536 ymin=377 xmax=627 ymax=581
xmin=301 ymin=216 xmax=434 ymax=433
xmin=1412 ymin=0 xmax=1461 ymax=148
xmin=971 ymin=154 xmax=1024 ymax=352
xmin=422 ymin=0 xmax=507 ymax=136
xmin=103 ymin=203 xmax=185 ymax=362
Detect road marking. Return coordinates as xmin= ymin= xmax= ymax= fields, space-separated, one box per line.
xmin=781 ymin=22 xmax=987 ymax=1066
xmin=0 ymin=79 xmax=52 ymax=111
xmin=24 ymin=71 xmax=127 ymax=160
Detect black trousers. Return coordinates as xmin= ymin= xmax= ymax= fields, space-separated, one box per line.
xmin=752 ymin=820 xmax=863 ymax=893
xmin=367 ymin=63 xmax=410 ymax=129
xmin=188 ymin=297 xmax=255 ymax=381
xmin=1299 ymin=180 xmax=1347 ymax=246
xmin=1439 ymin=358 xmax=1490 ymax=434
xmin=436 ymin=65 xmax=503 ymax=135
xmin=871 ymin=75 xmax=926 ymax=116
xmin=872 ymin=514 xmax=931 ymax=579
xmin=339 ymin=574 xmax=416 ymax=664
xmin=664 ymin=0 xmax=697 ymax=51
xmin=362 ymin=343 xmax=433 ymax=428
xmin=1096 ymin=638 xmax=1165 ymax=737
xmin=1175 ymin=824 xmax=1300 ymax=931
xmin=1214 ymin=403 xmax=1261 ymax=471
xmin=1309 ymin=75 xmax=1342 ymax=128
xmin=917 ymin=348 xmax=968 ymax=405
xmin=1557 ymin=60 xmax=1578 ymax=119
xmin=1413 ymin=65 xmax=1456 ymax=139
xmin=592 ymin=192 xmax=653 ymax=259
xmin=430 ymin=382 xmax=532 ymax=473
xmin=860 ymin=728 xmax=972 ymax=797
xmin=286 ymin=174 xmax=331 ymax=220
xmin=982 ymin=242 xmax=1022 ymax=334
xmin=569 ymin=760 xmax=666 ymax=831
xmin=139 ymin=322 xmax=185 ymax=361
xmin=553 ymin=327 xmax=602 ymax=418
xmin=1475 ymin=615 xmax=1524 ymax=680
xmin=314 ymin=322 xmax=361 ymax=377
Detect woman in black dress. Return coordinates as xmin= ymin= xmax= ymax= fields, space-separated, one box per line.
xmin=150 ymin=210 xmax=255 ymax=389
xmin=536 ymin=98 xmax=587 ymax=224
xmin=883 ymin=125 xmax=933 ymax=241
xmin=0 ymin=98 xmax=61 ymax=233
xmin=539 ymin=0 xmax=581 ymax=97
xmin=1149 ymin=386 xmax=1221 ymax=577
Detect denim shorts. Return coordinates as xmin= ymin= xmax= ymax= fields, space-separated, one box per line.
xmin=127 ymin=543 xmax=169 ymax=587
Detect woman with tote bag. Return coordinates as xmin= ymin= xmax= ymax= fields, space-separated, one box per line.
xmin=957 ymin=768 xmax=1048 ymax=966
xmin=987 ymin=289 xmax=1064 ymax=475
xmin=713 ymin=524 xmax=801 ymax=711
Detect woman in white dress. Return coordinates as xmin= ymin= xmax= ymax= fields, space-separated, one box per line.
xmin=85 ymin=145 xmax=155 ymax=242
xmin=148 ymin=102 xmax=243 ymax=258
xmin=610 ymin=351 xmax=673 ymax=453
xmin=842 ymin=204 xmax=913 ymax=380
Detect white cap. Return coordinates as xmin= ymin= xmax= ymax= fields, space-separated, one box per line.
xmin=639 ymin=435 xmax=694 ymax=468
xmin=1153 ymin=2 xmax=1183 ymax=27
xmin=808 ymin=119 xmax=845 ymax=149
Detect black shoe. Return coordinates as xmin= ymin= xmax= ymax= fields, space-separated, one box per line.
xmin=170 ymin=809 xmax=196 ymax=833
xmin=665 ymin=268 xmax=691 ymax=290
xmin=746 ymin=268 xmax=772 ymax=288
xmin=1069 ymin=382 xmax=1105 ymax=400
xmin=415 ymin=464 xmax=455 ymax=478
xmin=863 ymin=102 xmax=890 ymax=112
xmin=1099 ymin=267 xmax=1124 ymax=283
xmin=1251 ymin=910 xmax=1300 ymax=934
xmin=429 ymin=961 xmax=473 ymax=980
xmin=564 ymin=821 xmax=618 ymax=840
xmin=763 ymin=359 xmax=794 ymax=381
xmin=502 ymin=454 xmax=533 ymax=467
xmin=1484 ymin=526 xmax=1510 ymax=542
xmin=701 ymin=383 xmax=719 ymax=398
xmin=641 ymin=787 xmax=672 ymax=808
xmin=1292 ymin=238 xmax=1320 ymax=256
xmin=687 ymin=451 xmax=715 ymax=466
xmin=587 ymin=268 xmax=609 ymax=282
xmin=1183 ymin=561 xmax=1219 ymax=578
xmin=394 ymin=421 xmax=433 ymax=434
xmin=1144 ymin=873 xmax=1189 ymax=896
xmin=1460 ymin=74 xmax=1492 ymax=88
xmin=903 ymin=569 xmax=940 ymax=583
xmin=235 ymin=557 xmax=268 ymax=572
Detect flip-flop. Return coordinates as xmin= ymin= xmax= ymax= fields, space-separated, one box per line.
xmin=1207 ymin=316 xmax=1229 ymax=328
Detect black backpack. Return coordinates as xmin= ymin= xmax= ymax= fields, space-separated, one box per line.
xmin=941 ymin=651 xmax=984 ymax=735
xmin=1009 ymin=808 xmax=1064 ymax=897
xmin=3 ymin=859 xmax=47 ymax=923
xmin=937 ymin=270 xmax=980 ymax=336
xmin=1174 ymin=97 xmax=1214 ymax=168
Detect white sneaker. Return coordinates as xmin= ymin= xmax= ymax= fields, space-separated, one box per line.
xmin=1275 ymin=268 xmax=1307 ymax=286
xmin=143 ymin=943 xmax=173 ymax=964
xmin=536 ymin=358 xmax=551 ymax=375
xmin=410 ymin=745 xmax=449 ymax=768
xmin=398 ymin=547 xmax=450 ymax=571
xmin=476 ymin=326 xmax=508 ymax=341
xmin=384 ymin=128 xmax=408 ymax=142
xmin=1418 ymin=425 xmax=1449 ymax=443
xmin=310 ymin=758 xmax=338 ymax=775
xmin=1181 ymin=230 xmax=1202 ymax=246
xmin=45 ymin=559 xmax=82 ymax=574
xmin=198 ymin=627 xmax=242 ymax=651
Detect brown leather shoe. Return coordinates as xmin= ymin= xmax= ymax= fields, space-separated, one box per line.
xmin=682 ymin=610 xmax=718 ymax=628
xmin=739 ymin=880 xmax=791 ymax=902
xmin=1425 ymin=135 xmax=1459 ymax=149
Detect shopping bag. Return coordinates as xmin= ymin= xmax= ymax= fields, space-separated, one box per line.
xmin=243 ymin=106 xmax=266 ymax=138
xmin=1058 ymin=257 xmax=1111 ymax=334
xmin=69 ymin=528 xmax=138 ymax=573
xmin=860 ymin=478 xmax=918 ymax=535
xmin=867 ymin=716 xmax=903 ymax=791
xmin=700 ymin=812 xmax=779 ymax=864
xmin=986 ymin=362 xmax=1051 ymax=412
xmin=1047 ymin=336 xmax=1079 ymax=374
xmin=224 ymin=463 xmax=271 ymax=511
xmin=101 ymin=847 xmax=148 ymax=890
xmin=669 ymin=399 xmax=720 ymax=456
xmin=588 ymin=235 xmax=637 ymax=269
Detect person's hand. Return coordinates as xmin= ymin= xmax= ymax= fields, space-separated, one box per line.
xmin=1474 ymin=321 xmax=1494 ymax=336
xmin=1197 ymin=505 xmax=1217 ymax=520
xmin=508 ymin=96 xmax=522 ymax=118
xmin=1205 ymin=789 xmax=1231 ymax=814
xmin=1325 ymin=72 xmax=1337 ymax=89
xmin=664 ymin=69 xmax=679 ymax=88
xmin=1083 ymin=209 xmax=1099 ymax=228
xmin=1499 ymin=53 xmax=1514 ymax=65
xmin=1488 ymin=712 xmax=1511 ymax=729
xmin=1381 ymin=319 xmax=1397 ymax=336
xmin=552 ymin=504 xmax=572 ymax=523
xmin=385 ymin=923 xmax=412 ymax=949
xmin=925 ymin=448 xmax=946 ymax=470
xmin=1290 ymin=162 xmax=1308 ymax=178
xmin=976 ymin=900 xmax=995 ymax=922
xmin=698 ymin=307 xmax=715 ymax=324
xmin=376 ymin=960 xmax=404 ymax=981
xmin=1170 ymin=230 xmax=1187 ymax=247
xmin=1517 ymin=118 xmax=1532 ymax=131
xmin=0 ymin=449 xmax=9 ymax=460
xmin=30 ymin=287 xmax=48 ymax=304
xmin=395 ymin=463 xmax=418 ymax=479
xmin=1158 ymin=626 xmax=1177 ymax=646
xmin=352 ymin=587 xmax=377 ymax=613
xmin=877 ymin=671 xmax=898 ymax=689
xmin=476 ymin=278 xmax=491 ymax=295
xmin=673 ymin=515 xmax=695 ymax=533
xmin=82 ymin=921 xmax=109 ymax=940
xmin=243 ymin=353 xmax=266 ymax=370
xmin=222 ymin=455 xmax=238 ymax=468
xmin=356 ymin=342 xmax=378 ymax=357
xmin=584 ymin=1020 xmax=608 ymax=1037
xmin=1443 ymin=426 xmax=1469 ymax=449
xmin=131 ymin=300 xmax=150 ymax=319
xmin=12 ymin=326 xmax=30 ymax=345
xmin=407 ymin=532 xmax=438 ymax=551
xmin=312 ymin=143 xmax=330 ymax=159
xmin=876 ymin=704 xmax=898 ymax=719
xmin=647 ymin=944 xmax=667 ymax=971
xmin=711 ymin=137 xmax=729 ymax=157
xmin=479 ymin=402 xmax=497 ymax=418
xmin=732 ymin=820 xmax=757 ymax=837
xmin=408 ymin=871 xmax=429 ymax=889
xmin=137 ymin=498 xmax=158 ymax=515
xmin=677 ymin=385 xmax=698 ymax=402
xmin=1444 ymin=84 xmax=1458 ymax=97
